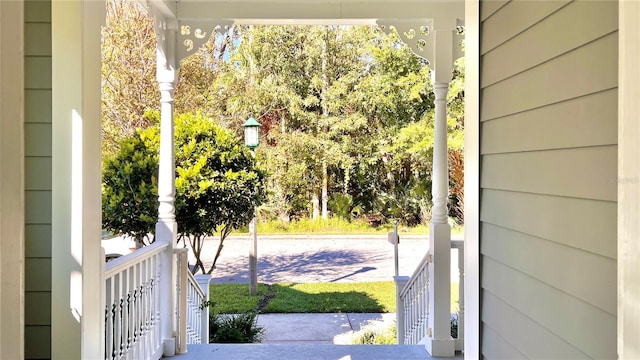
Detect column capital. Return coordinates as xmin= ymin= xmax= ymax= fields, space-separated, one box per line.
xmin=377 ymin=19 xmax=464 ymax=83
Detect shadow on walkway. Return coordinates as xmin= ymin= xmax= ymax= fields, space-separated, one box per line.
xmin=211 ymin=249 xmax=388 ymax=284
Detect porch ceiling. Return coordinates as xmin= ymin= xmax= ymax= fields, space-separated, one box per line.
xmin=149 ymin=0 xmax=464 ymax=25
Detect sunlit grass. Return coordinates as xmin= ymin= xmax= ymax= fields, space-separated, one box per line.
xmin=229 ymin=217 xmax=464 ymax=236
xmin=263 ymin=282 xmax=396 ymax=313
xmin=209 ymin=281 xmax=461 ymax=314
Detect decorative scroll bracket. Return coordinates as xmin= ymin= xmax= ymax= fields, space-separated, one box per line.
xmin=377 ymin=19 xmax=434 ymax=63
xmin=377 ymin=19 xmax=464 ymax=83
xmin=176 ymin=20 xmax=235 ymax=64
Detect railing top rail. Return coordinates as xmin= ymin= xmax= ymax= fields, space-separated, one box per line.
xmin=399 ymin=240 xmax=465 ymax=298
xmin=105 ymin=240 xmax=170 ymax=277
xmin=400 ymin=252 xmax=430 ymax=298
xmin=186 ymin=266 xmax=206 ymax=299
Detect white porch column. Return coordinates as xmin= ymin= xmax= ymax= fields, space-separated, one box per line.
xmin=51 ymin=1 xmax=105 ymax=359
xmin=426 ymin=18 xmax=456 ymax=358
xmin=431 ymin=82 xmax=450 ymax=225
xmin=618 ymin=1 xmax=640 ymax=358
xmin=154 ymin=18 xmax=180 ymax=356
xmin=426 ymin=82 xmax=455 ymax=357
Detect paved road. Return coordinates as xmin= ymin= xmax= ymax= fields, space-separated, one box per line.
xmin=184 ymin=234 xmax=462 ymax=284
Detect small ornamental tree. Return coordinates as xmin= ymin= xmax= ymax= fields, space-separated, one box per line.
xmin=102 ymin=128 xmax=159 ymax=248
xmin=173 ymin=113 xmax=266 ymax=274
xmin=102 ymin=112 xmax=266 ymax=273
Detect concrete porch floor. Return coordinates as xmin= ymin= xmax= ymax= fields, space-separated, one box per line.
xmin=173 ymin=343 xmax=463 ymax=359
xmin=172 ymin=312 xmax=463 ymax=359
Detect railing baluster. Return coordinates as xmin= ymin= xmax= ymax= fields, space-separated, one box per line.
xmin=397 ymin=240 xmax=463 ymax=350
xmin=105 ymin=241 xmax=169 ymax=360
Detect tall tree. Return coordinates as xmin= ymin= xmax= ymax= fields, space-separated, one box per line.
xmin=102 ymin=0 xmax=239 ymax=156
xmin=214 ymin=25 xmax=436 ymax=223
xmin=101 ymin=0 xmax=158 ymax=156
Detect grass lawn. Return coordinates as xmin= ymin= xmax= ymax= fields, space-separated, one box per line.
xmin=226 ymin=217 xmax=464 ymax=236
xmin=209 ymin=281 xmax=461 ymax=314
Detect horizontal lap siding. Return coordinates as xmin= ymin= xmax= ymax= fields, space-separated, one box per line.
xmin=479 ymin=1 xmax=617 ymax=359
xmin=24 ymin=1 xmax=52 ymax=359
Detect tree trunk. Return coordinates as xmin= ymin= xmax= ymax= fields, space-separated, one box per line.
xmin=322 ymin=161 xmax=328 ymax=219
xmin=312 ymin=193 xmax=320 ymax=220
xmin=320 ymin=28 xmax=329 ymax=220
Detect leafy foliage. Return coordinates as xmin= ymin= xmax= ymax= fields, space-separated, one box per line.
xmin=209 ymin=312 xmax=264 ymax=343
xmin=102 ymin=112 xmax=266 ymax=273
xmin=172 ymin=112 xmax=267 ymax=274
xmin=101 ymin=0 xmax=241 ymax=157
xmin=102 ymin=15 xmax=466 ymax=228
xmin=219 ymin=25 xmax=440 ymax=224
xmin=102 ymin=127 xmax=159 ymax=248
xmin=338 ymin=322 xmax=397 ymax=345
xmin=101 ymin=0 xmax=158 ymax=156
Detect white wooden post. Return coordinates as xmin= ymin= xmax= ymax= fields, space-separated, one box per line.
xmin=463 ymin=0 xmax=481 ymax=357
xmin=196 ymin=275 xmax=212 ymax=343
xmin=176 ymin=249 xmax=189 ymax=354
xmin=154 ymin=18 xmax=179 ymax=357
xmin=377 ymin=17 xmax=460 ymax=356
xmin=394 ymin=275 xmax=410 ymax=344
xmin=249 ymin=217 xmax=258 ymax=295
xmin=51 ymin=1 xmax=104 ymax=359
xmin=618 ymin=2 xmax=640 ymax=358
xmin=426 ymin=81 xmax=455 ymax=357
xmin=425 ymin=18 xmax=456 ymax=358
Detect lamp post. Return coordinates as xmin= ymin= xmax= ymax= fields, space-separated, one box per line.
xmin=243 ymin=116 xmax=261 ymax=296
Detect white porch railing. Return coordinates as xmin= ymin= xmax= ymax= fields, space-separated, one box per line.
xmin=105 ymin=241 xmax=168 ymax=360
xmin=175 ymin=249 xmax=210 ymax=353
xmin=397 ymin=253 xmax=430 ymax=344
xmin=395 ymin=240 xmax=464 ymax=350
xmin=105 ymin=243 xmax=210 ymax=360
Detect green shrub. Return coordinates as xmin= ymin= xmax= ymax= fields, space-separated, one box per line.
xmin=209 ymin=312 xmax=264 ymax=343
xmin=451 ymin=313 xmax=458 ymax=339
xmin=336 ymin=321 xmax=397 ymax=345
xmin=102 ymin=112 xmax=266 ymax=273
xmin=351 ymin=326 xmax=397 ymax=345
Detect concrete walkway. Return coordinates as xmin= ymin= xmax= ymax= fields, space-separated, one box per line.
xmin=257 ymin=313 xmax=396 ymax=344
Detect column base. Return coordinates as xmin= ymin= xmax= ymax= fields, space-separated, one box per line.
xmin=156 ymin=219 xmax=177 ymax=244
xmin=163 ymin=338 xmax=176 ymax=357
xmin=425 ymin=336 xmax=456 ymax=357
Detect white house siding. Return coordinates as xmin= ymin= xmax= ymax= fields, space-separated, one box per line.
xmin=24 ymin=0 xmax=52 ymax=358
xmin=479 ymin=1 xmax=617 ymax=359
